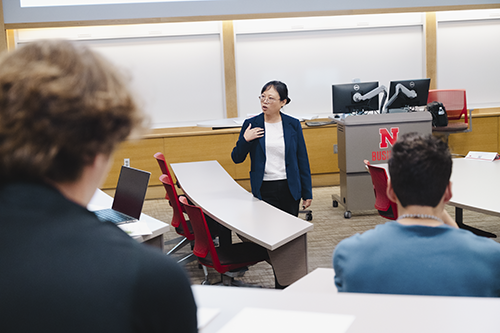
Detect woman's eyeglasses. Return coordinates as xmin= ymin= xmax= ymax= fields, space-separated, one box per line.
xmin=258 ymin=95 xmax=279 ymax=104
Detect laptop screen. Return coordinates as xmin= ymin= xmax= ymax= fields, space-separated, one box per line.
xmin=111 ymin=166 xmax=151 ymax=219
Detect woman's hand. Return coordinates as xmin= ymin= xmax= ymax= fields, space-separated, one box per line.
xmin=302 ymin=199 xmax=312 ymax=210
xmin=243 ymin=123 xmax=264 ymax=142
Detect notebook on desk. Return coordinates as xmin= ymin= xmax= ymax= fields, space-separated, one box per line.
xmin=94 ymin=166 xmax=151 ymax=225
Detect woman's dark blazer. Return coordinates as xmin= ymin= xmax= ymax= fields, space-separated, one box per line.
xmin=231 ymin=112 xmax=312 ymax=201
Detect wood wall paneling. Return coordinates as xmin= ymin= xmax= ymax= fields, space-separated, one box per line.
xmin=0 ymin=0 xmax=6 ymax=52
xmin=103 ymin=138 xmax=164 ymax=189
xmin=163 ymin=132 xmax=241 ymax=180
xmin=447 ymin=116 xmax=499 ymax=156
xmin=425 ymin=12 xmax=437 ymax=89
xmin=222 ymin=21 xmax=238 ymax=118
xmin=498 ymin=116 xmax=500 ymax=152
xmin=302 ymin=125 xmax=338 ymax=174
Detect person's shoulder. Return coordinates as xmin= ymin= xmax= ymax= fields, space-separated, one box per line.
xmin=281 ymin=113 xmax=300 ymax=123
xmin=132 ymin=243 xmax=194 ymax=299
xmin=239 ymin=113 xmax=262 ymax=131
xmin=131 ymin=245 xmax=198 ymax=332
xmin=136 ymin=243 xmax=192 ymax=282
xmin=451 ymin=227 xmax=500 ymax=251
xmin=244 ymin=113 xmax=263 ymax=124
xmin=335 ymin=222 xmax=397 ymax=250
xmin=281 ymin=114 xmax=304 ymax=131
xmin=135 ymin=242 xmax=179 ymax=268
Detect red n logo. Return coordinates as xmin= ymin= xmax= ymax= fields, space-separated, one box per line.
xmin=379 ymin=127 xmax=399 ymax=149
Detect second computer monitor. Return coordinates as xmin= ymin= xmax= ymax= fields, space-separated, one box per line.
xmin=386 ymin=78 xmax=430 ymax=110
xmin=332 ymin=81 xmax=379 ymax=114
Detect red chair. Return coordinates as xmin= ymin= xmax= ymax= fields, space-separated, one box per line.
xmin=364 ymin=160 xmax=398 ymax=220
xmin=179 ymin=196 xmax=269 ymax=286
xmin=159 ymin=174 xmax=195 ymax=263
xmin=154 ymin=152 xmax=176 ymax=200
xmin=427 ymin=89 xmax=471 ymax=140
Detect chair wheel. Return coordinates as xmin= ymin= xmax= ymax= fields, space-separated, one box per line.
xmin=201 ymin=279 xmax=211 ymax=285
xmin=333 ymin=200 xmax=338 ymax=208
xmin=305 ymin=212 xmax=313 ymax=221
xmin=344 ymin=211 xmax=352 ymax=219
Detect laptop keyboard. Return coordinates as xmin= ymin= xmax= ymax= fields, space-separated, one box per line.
xmin=94 ymin=209 xmax=137 ymax=225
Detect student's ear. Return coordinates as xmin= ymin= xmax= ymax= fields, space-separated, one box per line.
xmin=386 ymin=179 xmax=398 ymax=203
xmin=442 ymin=181 xmax=452 ymax=204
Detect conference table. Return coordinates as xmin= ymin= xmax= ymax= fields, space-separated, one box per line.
xmin=447 ymin=158 xmax=500 ymax=237
xmin=193 ymin=282 xmax=500 ymax=333
xmin=449 ymin=158 xmax=500 ymax=214
xmin=171 ymin=160 xmax=314 ymax=286
xmin=87 ymin=189 xmax=170 ymax=249
xmin=283 ymin=267 xmax=337 ymax=294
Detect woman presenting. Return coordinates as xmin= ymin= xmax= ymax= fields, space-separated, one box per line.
xmin=231 ymin=81 xmax=312 ymax=216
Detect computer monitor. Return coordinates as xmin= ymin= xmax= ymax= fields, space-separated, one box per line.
xmin=385 ymin=78 xmax=430 ymax=111
xmin=332 ymin=81 xmax=380 ymax=115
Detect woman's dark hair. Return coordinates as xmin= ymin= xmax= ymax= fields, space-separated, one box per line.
xmin=261 ymin=81 xmax=291 ymax=105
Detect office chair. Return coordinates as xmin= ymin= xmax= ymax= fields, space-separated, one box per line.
xmin=299 ymin=208 xmax=313 ymax=221
xmin=179 ymin=196 xmax=269 ymax=286
xmin=156 ymin=152 xmax=233 ymax=248
xmin=427 ymin=89 xmax=472 ymax=144
xmin=154 ymin=152 xmax=176 ymax=200
xmin=159 ymin=174 xmax=195 ymax=264
xmin=364 ymin=160 xmax=398 ymax=220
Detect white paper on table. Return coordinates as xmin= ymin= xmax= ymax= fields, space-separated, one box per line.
xmin=216 ymin=307 xmax=355 ymax=333
xmin=465 ymin=151 xmax=500 ymax=162
xmin=197 ymin=307 xmax=221 ymax=329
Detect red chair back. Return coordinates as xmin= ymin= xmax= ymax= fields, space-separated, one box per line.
xmin=427 ymin=89 xmax=468 ymax=123
xmin=159 ymin=174 xmax=194 ymax=240
xmin=179 ymin=196 xmax=222 ymax=269
xmin=365 ymin=161 xmax=398 ymax=220
xmin=154 ymin=152 xmax=170 ymax=176
xmin=154 ymin=152 xmax=175 ymax=200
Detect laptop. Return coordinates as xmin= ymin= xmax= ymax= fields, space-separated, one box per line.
xmin=94 ymin=166 xmax=151 ymax=225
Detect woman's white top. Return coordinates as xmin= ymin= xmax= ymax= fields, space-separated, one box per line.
xmin=263 ymin=121 xmax=286 ymax=181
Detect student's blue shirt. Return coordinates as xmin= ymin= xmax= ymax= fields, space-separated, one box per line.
xmin=333 ymin=221 xmax=500 ymax=297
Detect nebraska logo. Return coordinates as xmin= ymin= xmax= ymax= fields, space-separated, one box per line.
xmin=379 ymin=127 xmax=399 ymax=149
xmin=371 ymin=127 xmax=400 ymax=161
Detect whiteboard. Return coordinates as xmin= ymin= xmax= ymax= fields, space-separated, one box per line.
xmin=80 ymin=35 xmax=225 ymax=128
xmin=436 ymin=18 xmax=500 ymax=109
xmin=235 ymin=25 xmax=425 ymax=118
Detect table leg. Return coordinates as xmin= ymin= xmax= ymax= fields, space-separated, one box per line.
xmin=143 ymin=234 xmax=166 ymax=250
xmin=268 ymin=234 xmax=308 ymax=286
xmin=455 ymin=207 xmax=496 ymax=238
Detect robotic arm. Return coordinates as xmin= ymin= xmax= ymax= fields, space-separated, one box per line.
xmin=353 ymin=85 xmax=387 ymax=103
xmin=352 ymin=85 xmax=387 ymax=114
xmin=383 ymin=83 xmax=417 ymax=113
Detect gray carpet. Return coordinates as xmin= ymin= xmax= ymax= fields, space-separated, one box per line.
xmin=142 ymin=186 xmax=500 ymax=289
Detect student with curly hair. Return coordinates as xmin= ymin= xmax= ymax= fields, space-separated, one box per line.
xmin=0 ymin=40 xmax=197 ymax=332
